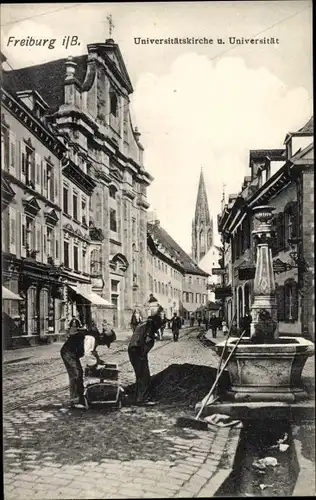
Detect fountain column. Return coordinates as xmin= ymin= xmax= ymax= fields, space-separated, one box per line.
xmin=250 ymin=205 xmax=279 ymax=340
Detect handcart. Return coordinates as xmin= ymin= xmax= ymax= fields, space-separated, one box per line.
xmin=84 ymin=363 xmax=124 ymax=410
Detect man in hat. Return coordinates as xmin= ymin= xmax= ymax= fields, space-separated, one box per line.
xmin=128 ymin=304 xmax=163 ymax=405
xmin=170 ymin=312 xmax=182 ymax=342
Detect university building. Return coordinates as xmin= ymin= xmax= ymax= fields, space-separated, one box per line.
xmin=4 ymin=37 xmax=153 ymax=330
xmin=217 ymin=117 xmax=314 ymax=340
xmin=1 ymin=76 xmax=66 ymax=345
xmin=147 ymin=217 xmax=209 ymax=320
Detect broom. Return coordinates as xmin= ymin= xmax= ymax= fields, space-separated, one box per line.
xmin=175 ymin=328 xmax=246 ymax=430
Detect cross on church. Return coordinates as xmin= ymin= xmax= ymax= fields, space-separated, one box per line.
xmin=106 ymin=14 xmax=115 ymax=38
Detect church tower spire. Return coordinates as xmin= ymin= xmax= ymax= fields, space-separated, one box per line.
xmin=192 ymin=168 xmax=213 ymax=262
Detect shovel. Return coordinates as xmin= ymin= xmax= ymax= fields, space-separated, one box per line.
xmin=175 ymin=329 xmax=246 ymax=430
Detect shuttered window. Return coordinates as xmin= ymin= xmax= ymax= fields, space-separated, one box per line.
xmin=9 ymin=131 xmax=16 ymax=177
xmin=35 ymin=222 xmax=42 ymax=261
xmin=20 ymin=141 xmax=27 ymax=183
xmin=42 ymin=226 xmax=48 ymax=264
xmin=2 ymin=126 xmax=10 ymax=172
xmin=21 ymin=213 xmax=27 ymax=258
xmin=8 ymin=206 xmax=17 ymax=255
xmin=35 ymin=153 xmax=41 ymax=193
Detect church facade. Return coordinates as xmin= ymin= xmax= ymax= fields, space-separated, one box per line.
xmin=5 ymin=38 xmax=153 ymax=329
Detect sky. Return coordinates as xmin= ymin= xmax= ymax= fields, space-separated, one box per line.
xmin=1 ymin=1 xmax=313 ymax=252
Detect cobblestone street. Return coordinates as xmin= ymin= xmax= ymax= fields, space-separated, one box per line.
xmin=3 ymin=328 xmax=241 ymax=499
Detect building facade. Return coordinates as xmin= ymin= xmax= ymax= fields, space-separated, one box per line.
xmin=5 ymin=38 xmax=153 ymax=329
xmin=192 ymin=169 xmax=213 ymax=262
xmin=217 ymin=117 xmax=314 ymax=340
xmin=147 ymin=218 xmax=209 ymax=320
xmin=1 ymin=85 xmax=66 ymax=345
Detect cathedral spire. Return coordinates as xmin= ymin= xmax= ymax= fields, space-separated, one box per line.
xmin=194 ymin=168 xmax=211 ymax=223
xmin=192 ymin=168 xmax=213 ymax=263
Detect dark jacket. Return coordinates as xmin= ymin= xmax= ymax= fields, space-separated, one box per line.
xmin=209 ymin=317 xmax=218 ymax=329
xmin=61 ymin=332 xmax=85 ymax=359
xmin=170 ymin=316 xmax=182 ymax=331
xmin=128 ymin=315 xmax=162 ymax=352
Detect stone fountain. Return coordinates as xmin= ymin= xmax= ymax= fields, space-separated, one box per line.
xmin=197 ymin=205 xmax=314 ymax=415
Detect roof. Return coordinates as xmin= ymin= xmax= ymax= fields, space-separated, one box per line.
xmin=147 ymin=222 xmax=209 ymax=277
xmin=249 ymin=149 xmax=286 ymax=160
xmin=297 ymin=116 xmax=313 ymax=134
xmin=2 ymin=55 xmax=88 ymax=112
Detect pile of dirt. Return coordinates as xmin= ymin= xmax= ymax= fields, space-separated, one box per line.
xmin=124 ymin=363 xmax=230 ymax=406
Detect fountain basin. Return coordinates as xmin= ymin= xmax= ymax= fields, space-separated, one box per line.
xmin=215 ymin=336 xmax=314 ymax=403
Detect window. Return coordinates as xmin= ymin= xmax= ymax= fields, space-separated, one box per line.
xmin=73 ymin=192 xmax=78 ymax=220
xmin=154 ymin=280 xmax=157 ymax=293
xmin=110 ymin=91 xmax=118 ymax=116
xmin=73 ymin=245 xmax=79 ymax=271
xmin=55 ymin=239 xmax=59 ymax=259
xmin=162 ymin=283 xmax=165 ymax=295
xmin=158 ymin=261 xmax=161 ymax=270
xmin=63 ymin=186 xmax=69 ymax=215
xmin=22 ymin=145 xmax=35 ymax=186
xmin=47 ymin=227 xmax=53 ymax=257
xmin=82 ymin=198 xmax=87 ymax=225
xmin=197 ymin=278 xmax=199 ymax=284
xmin=64 ymin=241 xmax=69 ymax=268
xmin=158 ymin=282 xmax=161 ymax=293
xmin=110 ymin=208 xmax=117 ymax=232
xmin=284 ymin=203 xmax=298 ymax=244
xmin=109 ymin=185 xmax=117 ymax=199
xmin=47 ymin=164 xmax=55 ymax=201
xmin=276 ymin=280 xmax=298 ymax=322
xmin=189 ymin=276 xmax=192 ymax=285
xmin=26 ymin=217 xmax=35 ymax=251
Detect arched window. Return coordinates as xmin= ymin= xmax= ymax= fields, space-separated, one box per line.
xmin=158 ymin=281 xmax=161 ymax=293
xmin=110 ymin=208 xmax=117 ymax=232
xmin=207 ymin=229 xmax=212 ymax=247
xmin=109 ymin=185 xmax=117 ymax=199
xmin=110 ymin=91 xmax=118 ymax=116
xmin=199 ymin=230 xmax=205 ymax=248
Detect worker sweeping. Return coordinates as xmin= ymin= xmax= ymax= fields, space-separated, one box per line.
xmin=127 ymin=304 xmax=163 ymax=405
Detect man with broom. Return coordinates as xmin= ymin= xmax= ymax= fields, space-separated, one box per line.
xmin=127 ymin=304 xmax=163 ymax=405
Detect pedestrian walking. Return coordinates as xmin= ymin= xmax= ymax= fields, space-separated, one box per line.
xmin=190 ymin=314 xmax=195 ymax=327
xmin=127 ymin=305 xmax=163 ymax=405
xmin=209 ymin=313 xmax=218 ymax=338
xmin=158 ymin=312 xmax=168 ymax=340
xmin=130 ymin=309 xmax=142 ymax=333
xmin=203 ymin=316 xmax=209 ymax=331
xmin=170 ymin=312 xmax=182 ymax=342
xmin=197 ymin=315 xmax=202 ymax=327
